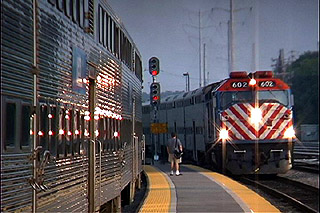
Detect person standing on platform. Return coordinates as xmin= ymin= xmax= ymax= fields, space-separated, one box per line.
xmin=166 ymin=132 xmax=183 ymax=176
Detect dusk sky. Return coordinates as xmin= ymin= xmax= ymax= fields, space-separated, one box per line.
xmin=108 ymin=0 xmax=318 ymax=93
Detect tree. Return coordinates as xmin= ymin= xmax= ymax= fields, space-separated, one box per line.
xmin=286 ymin=51 xmax=319 ymax=126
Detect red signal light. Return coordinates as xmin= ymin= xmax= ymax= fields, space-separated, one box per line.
xmin=152 ymin=70 xmax=158 ymax=76
xmin=152 ymin=96 xmax=159 ymax=101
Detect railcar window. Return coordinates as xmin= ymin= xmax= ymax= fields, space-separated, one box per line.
xmin=98 ymin=118 xmax=104 ymax=149
xmin=40 ymin=105 xmax=49 ymax=151
xmin=20 ymin=105 xmax=31 ymax=148
xmin=195 ymin=95 xmax=202 ymax=104
xmin=80 ymin=114 xmax=86 ymax=154
xmin=72 ymin=0 xmax=79 ymax=24
xmin=104 ymin=118 xmax=109 ymax=151
xmin=58 ymin=109 xmax=66 ymax=158
xmin=65 ymin=109 xmax=72 ymax=156
xmin=50 ymin=107 xmax=58 ymax=157
xmin=177 ymin=101 xmax=183 ymax=108
xmin=73 ymin=110 xmax=81 ymax=155
xmin=115 ymin=26 xmax=119 ymax=57
xmin=65 ymin=0 xmax=72 ymax=18
xmin=5 ymin=103 xmax=16 ymax=147
xmin=99 ymin=6 xmax=103 ymax=44
xmin=135 ymin=53 xmax=142 ymax=80
xmin=104 ymin=12 xmax=108 ymax=47
xmin=79 ymin=0 xmax=84 ymax=28
xmin=57 ymin=0 xmax=64 ymax=11
xmin=190 ymin=97 xmax=194 ymax=105
xmin=110 ymin=19 xmax=114 ymax=53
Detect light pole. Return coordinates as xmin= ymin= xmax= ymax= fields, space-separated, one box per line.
xmin=183 ymin=72 xmax=190 ymax=92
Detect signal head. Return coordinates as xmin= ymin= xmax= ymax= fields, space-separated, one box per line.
xmin=149 ymin=57 xmax=160 ymax=76
xmin=150 ymin=82 xmax=160 ymax=106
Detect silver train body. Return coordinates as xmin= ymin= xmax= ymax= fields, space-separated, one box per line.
xmin=1 ymin=0 xmax=143 ymax=212
xmin=142 ymin=71 xmax=296 ymax=175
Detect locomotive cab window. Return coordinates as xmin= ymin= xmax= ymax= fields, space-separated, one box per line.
xmin=220 ymin=91 xmax=252 ymax=109
xmin=258 ymin=90 xmax=289 ymax=106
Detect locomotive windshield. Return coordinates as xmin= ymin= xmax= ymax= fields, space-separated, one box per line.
xmin=219 ymin=90 xmax=289 ymax=110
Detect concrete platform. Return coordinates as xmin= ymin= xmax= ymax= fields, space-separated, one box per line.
xmin=139 ymin=162 xmax=279 ymax=212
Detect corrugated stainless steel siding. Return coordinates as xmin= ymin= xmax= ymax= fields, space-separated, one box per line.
xmin=37 ymin=156 xmax=89 ymax=212
xmin=37 ymin=1 xmax=89 ymax=105
xmin=1 ymin=0 xmax=34 ymax=100
xmin=121 ymin=64 xmax=142 ymax=121
xmin=95 ymin=151 xmax=122 ymax=208
xmin=0 ymin=153 xmax=33 ymax=212
xmin=121 ymin=145 xmax=133 ymax=188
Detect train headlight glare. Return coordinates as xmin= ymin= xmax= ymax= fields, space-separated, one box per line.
xmin=219 ymin=129 xmax=229 ymax=140
xmin=251 ymin=108 xmax=262 ymax=125
xmin=284 ymin=127 xmax=295 ymax=138
xmin=249 ymin=78 xmax=256 ymax=86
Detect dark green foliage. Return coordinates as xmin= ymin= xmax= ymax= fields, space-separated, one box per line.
xmin=287 ymin=51 xmax=319 ymax=126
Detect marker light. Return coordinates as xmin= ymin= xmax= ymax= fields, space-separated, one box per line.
xmin=84 ymin=129 xmax=89 ymax=137
xmin=59 ymin=129 xmax=65 ymax=135
xmin=95 ymin=130 xmax=99 ymax=136
xmin=75 ymin=130 xmax=80 ymax=135
xmin=219 ymin=129 xmax=229 ymax=140
xmin=48 ymin=130 xmax=54 ymax=136
xmin=38 ymin=131 xmax=44 ymax=136
xmin=67 ymin=131 xmax=72 ymax=136
xmin=48 ymin=114 xmax=53 ymax=119
xmin=250 ymin=108 xmax=262 ymax=125
xmin=284 ymin=126 xmax=295 ymax=138
xmin=249 ymin=78 xmax=257 ymax=86
xmin=114 ymin=131 xmax=119 ymax=137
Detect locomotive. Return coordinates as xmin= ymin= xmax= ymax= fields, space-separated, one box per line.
xmin=1 ymin=0 xmax=144 ymax=212
xmin=142 ymin=71 xmax=296 ymax=175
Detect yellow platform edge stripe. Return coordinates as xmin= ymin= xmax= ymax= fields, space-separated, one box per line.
xmin=139 ymin=165 xmax=172 ymax=212
xmin=184 ymin=165 xmax=280 ymax=213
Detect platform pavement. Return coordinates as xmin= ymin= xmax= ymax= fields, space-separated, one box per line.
xmin=139 ymin=162 xmax=280 ymax=212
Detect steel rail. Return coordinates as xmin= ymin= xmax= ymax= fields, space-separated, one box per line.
xmin=240 ymin=177 xmax=318 ymax=213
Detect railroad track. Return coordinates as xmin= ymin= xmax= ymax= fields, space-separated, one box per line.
xmin=239 ymin=176 xmax=319 ymax=213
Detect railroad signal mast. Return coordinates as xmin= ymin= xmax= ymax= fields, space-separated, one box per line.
xmin=149 ymin=57 xmax=160 ymax=161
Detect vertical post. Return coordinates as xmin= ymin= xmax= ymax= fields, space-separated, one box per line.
xmin=187 ymin=74 xmax=190 ymax=92
xmin=222 ymin=138 xmax=226 ymax=174
xmin=32 ymin=0 xmax=38 ymax=211
xmin=199 ymin=10 xmax=202 ymax=87
xmin=228 ymin=0 xmax=234 ymax=73
xmin=203 ymin=43 xmax=206 ymax=86
xmin=254 ymin=0 xmax=259 ymax=70
xmin=88 ymin=78 xmax=96 ymax=213
xmin=183 ymin=72 xmax=190 ymax=92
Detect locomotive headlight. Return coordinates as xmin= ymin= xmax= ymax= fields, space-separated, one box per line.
xmin=284 ymin=126 xmax=295 ymax=138
xmin=249 ymin=78 xmax=257 ymax=86
xmin=250 ymin=108 xmax=262 ymax=125
xmin=219 ymin=129 xmax=229 ymax=140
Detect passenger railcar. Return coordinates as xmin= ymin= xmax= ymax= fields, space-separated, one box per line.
xmin=142 ymin=71 xmax=296 ymax=175
xmin=1 ymin=0 xmax=143 ymax=212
